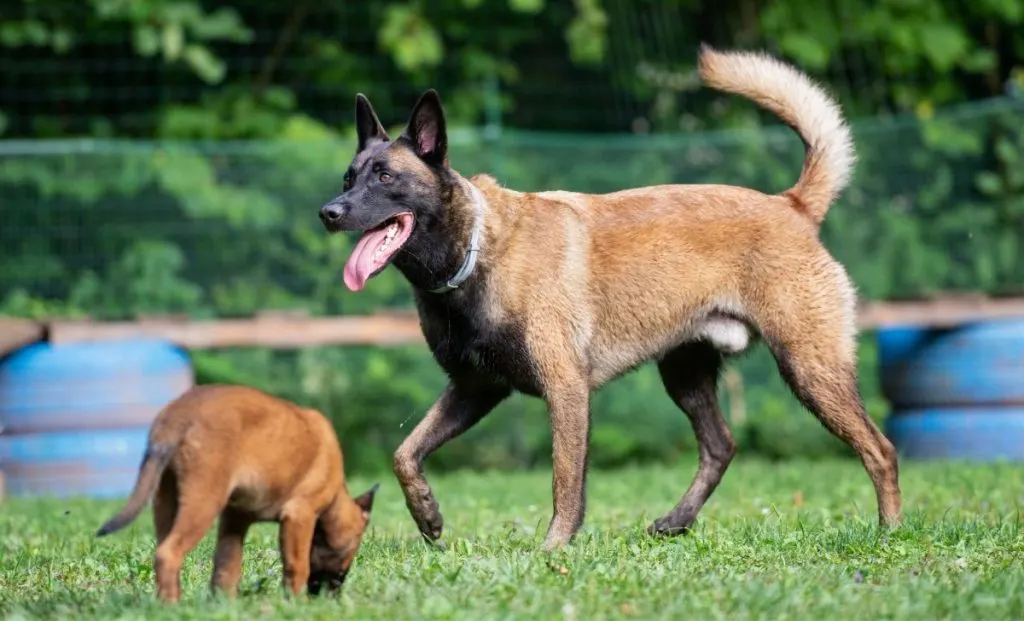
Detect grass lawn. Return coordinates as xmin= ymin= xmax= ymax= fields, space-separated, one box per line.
xmin=1 ymin=457 xmax=1023 ymax=620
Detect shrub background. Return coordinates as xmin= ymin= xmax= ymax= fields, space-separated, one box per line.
xmin=3 ymin=0 xmax=1024 ymax=475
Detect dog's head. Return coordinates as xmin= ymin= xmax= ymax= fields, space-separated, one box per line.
xmin=306 ymin=482 xmax=379 ymax=596
xmin=319 ymin=90 xmax=459 ymax=292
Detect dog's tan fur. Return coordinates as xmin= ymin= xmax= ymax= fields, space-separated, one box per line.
xmin=327 ymin=45 xmax=901 ymax=551
xmin=95 ymin=385 xmax=377 ymax=602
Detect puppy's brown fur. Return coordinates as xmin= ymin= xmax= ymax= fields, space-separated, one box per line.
xmin=320 ymin=45 xmax=901 ymax=551
xmin=96 ymin=385 xmax=378 ymax=602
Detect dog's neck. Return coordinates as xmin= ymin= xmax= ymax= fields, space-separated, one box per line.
xmin=394 ymin=174 xmax=493 ymax=295
xmin=427 ymin=180 xmax=486 ymax=294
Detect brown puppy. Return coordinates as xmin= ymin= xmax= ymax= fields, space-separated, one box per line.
xmin=318 ymin=44 xmax=901 ymax=551
xmin=95 ymin=384 xmax=378 ymax=602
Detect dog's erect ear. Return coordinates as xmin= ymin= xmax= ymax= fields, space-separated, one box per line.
xmin=353 ymin=482 xmax=380 ymax=519
xmin=402 ymin=89 xmax=448 ymax=167
xmin=355 ymin=94 xmax=388 ymax=151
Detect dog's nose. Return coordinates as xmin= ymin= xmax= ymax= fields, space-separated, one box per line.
xmin=319 ymin=202 xmax=345 ymax=224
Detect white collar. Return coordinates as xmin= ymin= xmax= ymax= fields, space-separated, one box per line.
xmin=428 ymin=182 xmax=486 ymax=294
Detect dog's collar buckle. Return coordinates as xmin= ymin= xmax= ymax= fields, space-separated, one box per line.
xmin=429 ymin=184 xmax=485 ymax=294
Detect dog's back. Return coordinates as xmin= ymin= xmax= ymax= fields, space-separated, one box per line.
xmin=475 ymin=46 xmax=859 ymax=389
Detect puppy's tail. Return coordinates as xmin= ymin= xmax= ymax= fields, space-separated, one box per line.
xmin=95 ymin=438 xmax=178 ymax=537
xmin=697 ymin=44 xmax=855 ymax=225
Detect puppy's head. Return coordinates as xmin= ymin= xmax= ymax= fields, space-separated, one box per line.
xmin=319 ymin=90 xmax=456 ymax=292
xmin=306 ymin=482 xmax=379 ymax=596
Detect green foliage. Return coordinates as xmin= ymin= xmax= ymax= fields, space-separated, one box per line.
xmin=379 ymin=4 xmax=445 ymax=73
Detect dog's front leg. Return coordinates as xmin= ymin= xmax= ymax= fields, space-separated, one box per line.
xmin=394 ymin=379 xmax=509 ymax=545
xmin=542 ymin=374 xmax=591 ymax=551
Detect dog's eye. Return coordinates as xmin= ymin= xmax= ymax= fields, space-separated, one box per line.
xmin=342 ymin=172 xmax=353 ymax=192
xmin=378 ymin=172 xmax=392 ymax=183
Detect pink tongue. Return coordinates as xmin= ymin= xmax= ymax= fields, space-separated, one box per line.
xmin=343 ymin=227 xmax=391 ymax=292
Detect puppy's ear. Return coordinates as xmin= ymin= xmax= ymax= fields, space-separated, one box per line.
xmin=353 ymin=482 xmax=380 ymax=519
xmin=355 ymin=94 xmax=389 ymax=151
xmin=401 ymin=89 xmax=448 ymax=167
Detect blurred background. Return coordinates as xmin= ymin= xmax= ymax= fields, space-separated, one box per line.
xmin=2 ymin=0 xmax=1024 ymax=478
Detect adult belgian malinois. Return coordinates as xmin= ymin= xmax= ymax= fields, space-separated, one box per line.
xmin=96 ymin=385 xmax=378 ymax=601
xmin=319 ymin=45 xmax=901 ymax=551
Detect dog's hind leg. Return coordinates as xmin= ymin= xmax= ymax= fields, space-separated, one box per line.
xmin=771 ymin=341 xmax=901 ymax=527
xmin=648 ymin=342 xmax=735 ymax=536
xmin=394 ymin=379 xmax=510 ymax=545
xmin=762 ymin=289 xmax=902 ymax=528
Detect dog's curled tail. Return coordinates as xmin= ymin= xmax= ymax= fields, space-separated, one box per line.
xmin=95 ymin=439 xmax=178 ymax=537
xmin=697 ymin=44 xmax=855 ymax=225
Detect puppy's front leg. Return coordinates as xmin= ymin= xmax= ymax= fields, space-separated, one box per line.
xmin=394 ymin=378 xmax=510 ymax=544
xmin=278 ymin=506 xmax=316 ymax=596
xmin=541 ymin=372 xmax=591 ymax=551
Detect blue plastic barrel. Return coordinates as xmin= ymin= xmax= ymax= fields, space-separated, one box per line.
xmin=877 ymin=320 xmax=1024 ymax=409
xmin=0 ymin=427 xmax=149 ymax=498
xmin=884 ymin=407 xmax=1024 ymax=461
xmin=0 ymin=339 xmax=192 ymax=434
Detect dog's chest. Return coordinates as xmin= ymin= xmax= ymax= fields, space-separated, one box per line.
xmin=417 ymin=296 xmax=541 ymax=396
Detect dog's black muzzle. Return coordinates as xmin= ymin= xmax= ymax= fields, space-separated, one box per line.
xmin=318 ymin=199 xmax=400 ymax=234
xmin=319 ymin=200 xmax=350 ymax=232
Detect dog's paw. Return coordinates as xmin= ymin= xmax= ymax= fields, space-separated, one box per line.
xmin=420 ymin=533 xmax=447 ymax=551
xmin=415 ymin=515 xmax=444 ymax=542
xmin=647 ymin=515 xmax=695 ymax=537
xmin=407 ymin=494 xmax=444 ymax=542
xmin=410 ymin=507 xmax=444 ymax=543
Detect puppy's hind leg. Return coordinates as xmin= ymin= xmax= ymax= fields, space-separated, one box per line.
xmin=210 ymin=508 xmax=253 ymax=599
xmin=153 ymin=471 xmax=178 ymax=545
xmin=154 ymin=475 xmax=230 ymax=602
xmin=648 ymin=342 xmax=736 ymax=536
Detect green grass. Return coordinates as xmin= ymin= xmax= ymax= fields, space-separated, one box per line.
xmin=2 ymin=458 xmax=1023 ymax=620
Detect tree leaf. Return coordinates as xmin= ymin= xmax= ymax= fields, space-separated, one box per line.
xmin=379 ymin=5 xmax=444 ymax=73
xmin=565 ymin=0 xmax=608 ymax=66
xmin=133 ymin=25 xmax=160 ymax=57
xmin=509 ymin=0 xmax=545 ymax=14
xmin=183 ymin=43 xmax=226 ymax=84
xmin=975 ymin=171 xmax=1004 ymax=196
xmin=162 ymin=22 xmax=184 ymax=61
xmin=917 ymin=22 xmax=969 ymax=71
xmin=779 ymin=32 xmax=831 ymax=71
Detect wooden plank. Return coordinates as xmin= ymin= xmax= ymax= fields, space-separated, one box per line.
xmin=858 ymin=296 xmax=1024 ymax=329
xmin=0 ymin=317 xmax=46 ymax=357
xmin=48 ymin=313 xmax=426 ymax=349
xmin=33 ymin=296 xmax=1024 ymax=350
